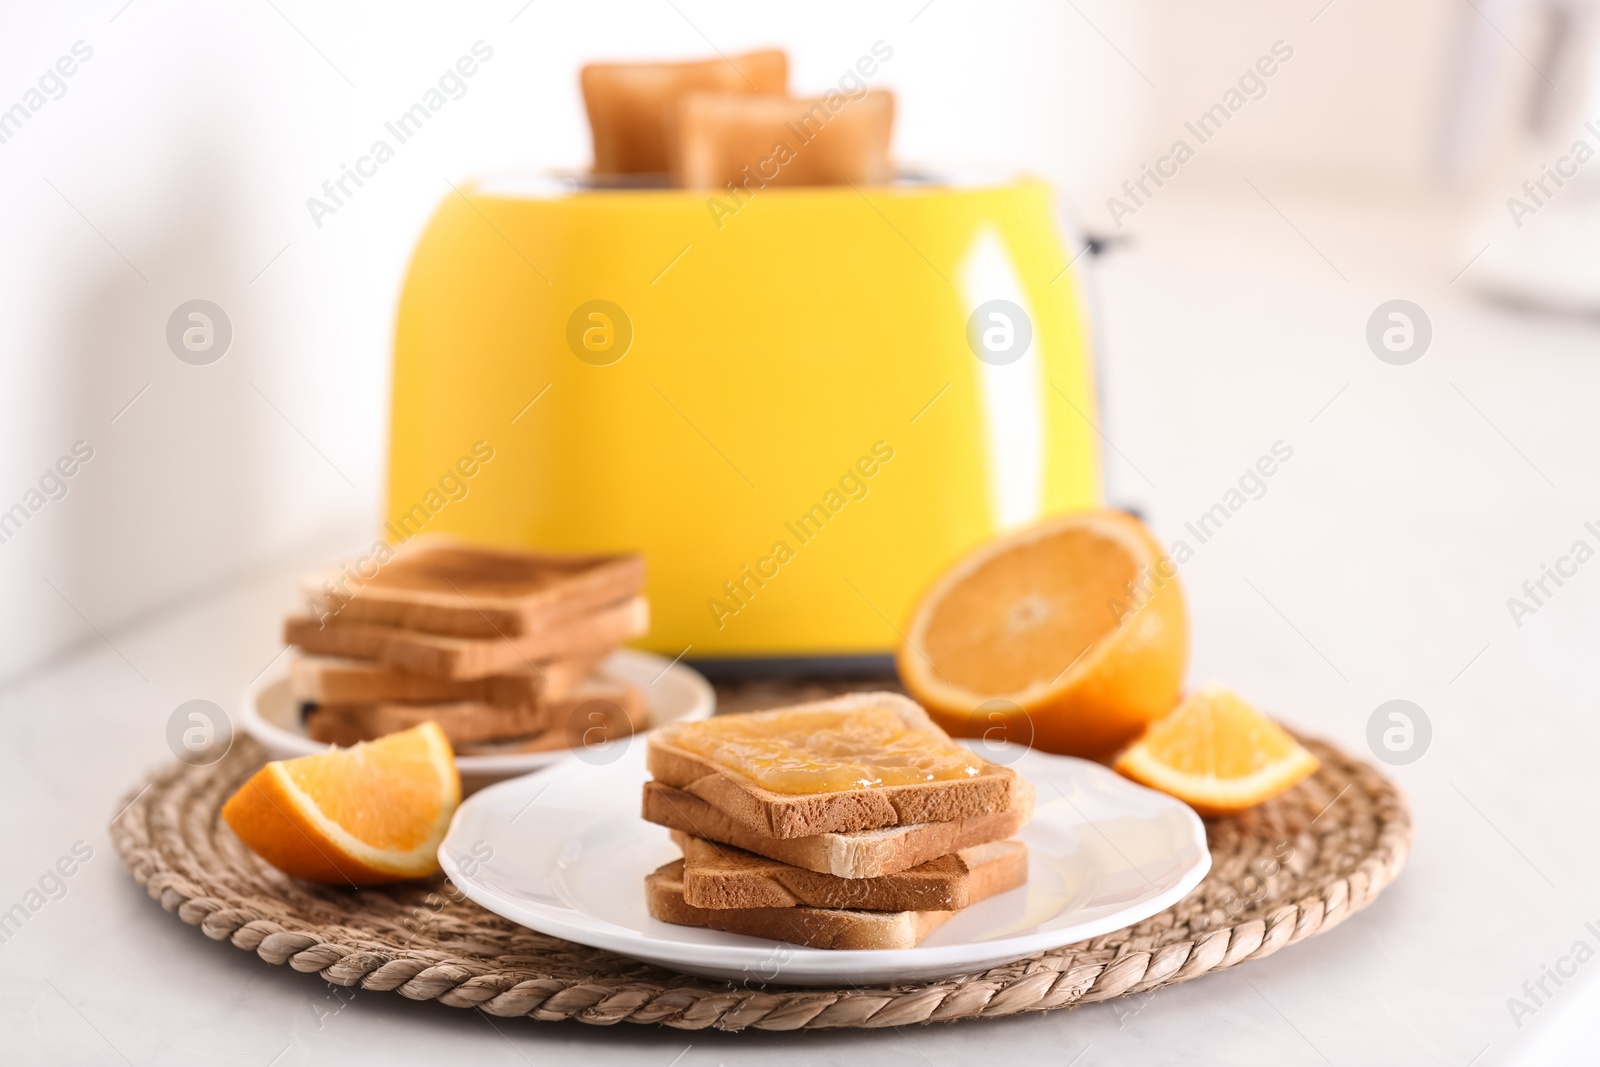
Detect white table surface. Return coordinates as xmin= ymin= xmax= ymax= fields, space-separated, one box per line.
xmin=5 ymin=181 xmax=1599 ymax=1065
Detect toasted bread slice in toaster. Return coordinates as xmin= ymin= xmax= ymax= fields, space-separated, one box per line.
xmin=675 ymin=90 xmax=895 ymax=189
xmin=581 ymin=50 xmax=788 ymax=175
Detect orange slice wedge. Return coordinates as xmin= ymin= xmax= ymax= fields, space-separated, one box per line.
xmin=1114 ymin=683 xmax=1319 ymax=816
xmin=897 ymin=509 xmax=1188 ymax=759
xmin=221 ymin=722 xmax=460 ymax=885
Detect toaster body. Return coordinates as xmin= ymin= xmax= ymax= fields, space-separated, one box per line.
xmin=388 ymin=174 xmax=1102 ymax=667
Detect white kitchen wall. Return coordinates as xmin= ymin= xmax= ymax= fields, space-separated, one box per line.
xmin=0 ymin=0 xmax=1478 ymax=685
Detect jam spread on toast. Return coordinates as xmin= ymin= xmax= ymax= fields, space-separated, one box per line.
xmin=673 ymin=704 xmax=984 ymax=794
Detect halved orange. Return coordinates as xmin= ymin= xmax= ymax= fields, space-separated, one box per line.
xmin=221 ymin=722 xmax=460 ymax=885
xmin=1114 ymin=683 xmax=1319 ymax=816
xmin=897 ymin=509 xmax=1187 ymax=759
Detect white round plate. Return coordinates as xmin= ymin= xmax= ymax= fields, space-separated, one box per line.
xmin=438 ymin=740 xmax=1210 ymax=986
xmin=239 ymin=648 xmax=714 ymax=789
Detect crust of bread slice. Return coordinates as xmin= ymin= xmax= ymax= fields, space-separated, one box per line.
xmin=644 ymin=848 xmax=1026 ymax=950
xmin=304 ymin=679 xmax=645 ymax=748
xmin=674 ymin=831 xmax=1028 ymax=911
xmin=647 ymin=692 xmax=1015 ymax=839
xmin=581 ymin=51 xmax=789 ymax=175
xmin=676 ymin=91 xmax=895 ymax=190
xmin=300 ymin=539 xmax=644 ymax=638
xmin=455 ymin=679 xmax=649 ymax=754
xmin=642 ymin=777 xmax=1034 ymax=879
xmin=304 ymin=701 xmax=548 ymax=746
xmin=646 ymin=860 xmax=947 ymax=950
xmin=288 ymin=653 xmax=600 ymax=706
xmin=283 ymin=597 xmax=647 ymax=680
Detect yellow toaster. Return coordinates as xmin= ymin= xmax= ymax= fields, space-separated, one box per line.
xmin=386 ymin=172 xmax=1102 ymax=671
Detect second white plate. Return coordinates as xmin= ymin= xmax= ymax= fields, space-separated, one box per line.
xmin=439 ymin=740 xmax=1210 ymax=986
xmin=240 ymin=648 xmax=714 ymax=791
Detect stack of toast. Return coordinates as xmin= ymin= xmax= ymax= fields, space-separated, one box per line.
xmin=283 ymin=539 xmax=649 ymax=754
xmin=642 ymin=693 xmax=1031 ymax=950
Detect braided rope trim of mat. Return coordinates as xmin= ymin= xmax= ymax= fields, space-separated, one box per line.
xmin=111 ymin=733 xmax=1410 ymax=1032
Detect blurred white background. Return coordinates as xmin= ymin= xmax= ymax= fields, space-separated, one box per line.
xmin=5 ymin=0 xmax=1590 ymax=683
xmin=8 ymin=3 xmax=1600 ymax=1065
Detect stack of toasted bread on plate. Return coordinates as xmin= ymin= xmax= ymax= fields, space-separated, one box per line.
xmin=283 ymin=539 xmax=649 ymax=754
xmin=642 ymin=693 xmax=1031 ymax=950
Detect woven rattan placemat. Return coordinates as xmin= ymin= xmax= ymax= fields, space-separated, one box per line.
xmin=111 ymin=678 xmax=1411 ymax=1031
